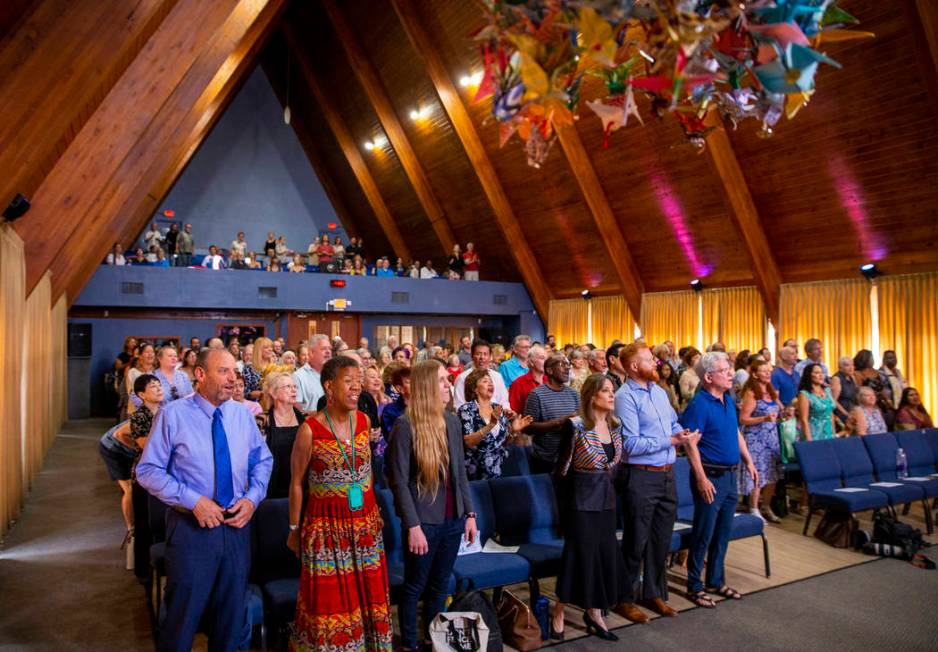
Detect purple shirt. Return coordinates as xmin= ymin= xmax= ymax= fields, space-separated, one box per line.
xmin=136 ymin=392 xmax=272 ymax=510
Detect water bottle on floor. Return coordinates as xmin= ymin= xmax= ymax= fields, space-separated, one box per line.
xmin=896 ymin=448 xmax=908 ymax=479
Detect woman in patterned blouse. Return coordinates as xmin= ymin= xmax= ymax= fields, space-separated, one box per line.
xmin=457 ymin=368 xmax=532 ymax=480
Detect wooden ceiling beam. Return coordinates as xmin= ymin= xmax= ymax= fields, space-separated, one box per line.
xmin=555 ymin=124 xmax=644 ymax=320
xmin=704 ymin=109 xmax=782 ymax=325
xmin=390 ymin=0 xmax=552 ymax=319
xmin=2 ymin=0 xmax=176 ymax=240
xmin=282 ymin=23 xmax=411 ymax=262
xmin=322 ymin=0 xmax=457 ymax=255
xmin=51 ymin=0 xmax=289 ymax=303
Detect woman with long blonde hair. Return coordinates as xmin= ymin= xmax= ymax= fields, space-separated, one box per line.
xmin=387 ymin=360 xmax=478 ymax=652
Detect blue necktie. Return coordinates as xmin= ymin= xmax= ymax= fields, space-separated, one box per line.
xmin=212 ymin=408 xmax=234 ymax=508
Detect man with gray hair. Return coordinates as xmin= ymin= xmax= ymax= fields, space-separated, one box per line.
xmin=509 ymin=344 xmax=547 ymax=413
xmin=294 ymin=333 xmax=331 ymax=413
xmin=680 ymin=351 xmax=758 ymax=608
xmin=771 ymin=345 xmax=800 ymax=406
xmin=794 ymin=338 xmax=827 ymax=378
xmin=587 ymin=348 xmax=607 ymax=374
xmin=500 ymin=334 xmax=532 ymax=387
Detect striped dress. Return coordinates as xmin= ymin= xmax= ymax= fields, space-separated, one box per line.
xmin=291 ymin=412 xmax=392 ymax=652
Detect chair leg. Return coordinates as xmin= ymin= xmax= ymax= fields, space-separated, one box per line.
xmin=527 ymin=576 xmax=542 ymax=604
xmin=260 ymin=622 xmax=268 ymax=652
xmin=923 ymin=499 xmax=934 ymax=535
xmin=802 ymin=497 xmax=814 ymax=535
xmin=761 ymin=533 xmax=771 ymax=578
xmin=902 ymin=503 xmax=911 ymax=516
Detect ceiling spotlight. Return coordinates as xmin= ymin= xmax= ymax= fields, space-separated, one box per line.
xmin=859 ymin=263 xmax=879 ymax=280
xmin=581 ymin=289 xmax=592 ymax=300
xmin=458 ymin=71 xmax=484 ymax=88
xmin=363 ymin=141 xmax=375 ymax=151
xmin=690 ymin=279 xmax=703 ymax=292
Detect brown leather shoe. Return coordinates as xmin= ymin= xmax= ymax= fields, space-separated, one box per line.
xmin=613 ymin=602 xmax=649 ymax=624
xmin=641 ymin=598 xmax=678 ymax=617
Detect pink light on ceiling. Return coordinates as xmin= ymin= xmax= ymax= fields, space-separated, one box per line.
xmin=645 ymin=163 xmax=712 ymax=279
xmin=829 ymin=154 xmax=887 ymax=261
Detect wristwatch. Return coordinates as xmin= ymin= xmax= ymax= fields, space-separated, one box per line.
xmin=465 ymin=512 xmax=477 ymax=520
xmin=289 ymin=524 xmax=299 ymax=531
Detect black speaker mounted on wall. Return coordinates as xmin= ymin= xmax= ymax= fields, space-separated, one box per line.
xmin=3 ymin=193 xmax=30 ymax=222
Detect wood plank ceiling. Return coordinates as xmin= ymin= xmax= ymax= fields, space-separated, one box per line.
xmin=2 ymin=0 xmax=936 ymax=321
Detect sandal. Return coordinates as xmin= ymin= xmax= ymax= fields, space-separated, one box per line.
xmin=688 ymin=590 xmax=716 ymax=608
xmin=706 ymin=585 xmax=742 ymax=600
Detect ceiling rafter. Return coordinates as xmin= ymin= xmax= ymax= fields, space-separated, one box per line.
xmin=282 ymin=22 xmax=412 ymax=262
xmin=323 ymin=0 xmax=457 ymax=255
xmin=556 ymin=123 xmax=644 ymax=321
xmin=703 ymin=109 xmax=782 ymax=325
xmin=390 ymin=0 xmax=552 ymax=319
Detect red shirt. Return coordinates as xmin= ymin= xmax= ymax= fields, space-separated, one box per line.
xmin=463 ymin=251 xmax=480 ymax=271
xmin=447 ymin=365 xmax=464 ymax=385
xmin=509 ymin=369 xmax=544 ymax=414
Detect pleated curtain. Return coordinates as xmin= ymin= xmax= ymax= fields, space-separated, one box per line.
xmin=22 ymin=273 xmax=56 ymax=490
xmin=0 ymin=225 xmax=26 ymax=535
xmin=547 ymin=298 xmax=590 ymax=347
xmin=877 ymin=272 xmax=938 ymax=417
xmin=640 ymin=290 xmax=698 ymax=348
xmin=701 ymin=286 xmax=767 ymax=353
xmin=779 ymin=279 xmax=872 ymax=373
xmin=52 ymin=294 xmax=69 ymax=426
xmin=591 ymin=295 xmax=633 ymax=349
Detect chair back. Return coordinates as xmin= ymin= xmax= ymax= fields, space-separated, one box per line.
xmin=833 ymin=437 xmax=876 ymax=487
xmin=673 ymin=457 xmax=695 ymax=521
xmin=896 ymin=430 xmax=938 ymax=476
xmin=924 ymin=429 xmax=938 ymax=464
xmin=794 ymin=439 xmax=843 ymax=492
xmin=252 ymin=498 xmax=300 ymax=584
xmin=468 ymin=480 xmax=497 ymax=545
xmin=148 ymin=494 xmax=169 ymax=543
xmin=501 ymin=445 xmax=531 ymax=477
xmin=489 ymin=474 xmax=560 ymax=545
xmin=862 ymin=433 xmax=900 ymax=481
xmin=376 ymin=488 xmax=403 ymax=568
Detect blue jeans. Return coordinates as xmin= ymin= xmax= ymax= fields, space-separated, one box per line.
xmin=686 ymin=469 xmax=737 ymax=593
xmin=400 ymin=518 xmax=463 ymax=650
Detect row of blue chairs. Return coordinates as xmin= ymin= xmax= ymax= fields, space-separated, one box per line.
xmin=795 ymin=429 xmax=938 ymax=537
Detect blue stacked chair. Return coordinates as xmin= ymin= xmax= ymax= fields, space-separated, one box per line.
xmin=489 ymin=474 xmax=563 ymax=594
xmin=375 ymin=488 xmax=406 ymax=592
xmin=501 ymin=445 xmax=532 ymax=477
xmin=672 ymin=457 xmax=769 ymax=576
xmin=833 ymin=436 xmax=923 ymax=522
xmin=795 ymin=439 xmax=888 ymax=536
xmin=252 ymin=498 xmax=300 ymax=639
xmin=863 ymin=432 xmax=937 ymax=533
xmin=923 ymin=428 xmax=938 ymax=466
xmin=450 ymin=480 xmax=531 ymax=592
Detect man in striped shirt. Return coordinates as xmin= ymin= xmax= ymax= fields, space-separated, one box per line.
xmin=523 ymin=353 xmax=580 ymax=475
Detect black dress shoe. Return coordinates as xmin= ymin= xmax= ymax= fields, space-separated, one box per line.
xmin=583 ymin=612 xmax=618 ymax=641
xmin=549 ymin=623 xmax=565 ymax=641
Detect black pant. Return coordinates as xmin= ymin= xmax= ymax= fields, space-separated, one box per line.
xmin=619 ymin=466 xmax=678 ymax=602
xmin=529 ymin=454 xmax=555 ymax=475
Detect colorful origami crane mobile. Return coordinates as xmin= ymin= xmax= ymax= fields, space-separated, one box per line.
xmin=472 ymin=0 xmax=873 ymax=167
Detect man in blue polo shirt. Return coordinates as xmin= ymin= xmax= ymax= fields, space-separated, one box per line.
xmin=681 ymin=352 xmax=758 ymax=608
xmin=615 ymin=344 xmax=699 ymax=623
xmin=771 ymin=345 xmax=800 ymax=406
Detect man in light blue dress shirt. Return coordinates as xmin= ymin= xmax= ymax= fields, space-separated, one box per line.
xmin=614 ymin=344 xmax=698 ymax=623
xmin=293 ymin=333 xmax=330 ymax=412
xmin=137 ymin=349 xmax=272 ymax=652
xmin=499 ymin=334 xmax=531 ymax=388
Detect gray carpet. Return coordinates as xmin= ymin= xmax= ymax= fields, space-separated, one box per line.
xmin=558 ymin=548 xmax=938 ymax=651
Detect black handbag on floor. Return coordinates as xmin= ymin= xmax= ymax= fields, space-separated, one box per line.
xmin=448 ymin=580 xmax=503 ymax=652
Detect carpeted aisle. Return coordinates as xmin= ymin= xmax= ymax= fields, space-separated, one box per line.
xmin=557 ymin=547 xmax=938 ymax=651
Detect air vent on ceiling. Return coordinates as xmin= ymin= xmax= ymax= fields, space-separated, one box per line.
xmin=258 ymin=286 xmax=278 ymax=298
xmin=391 ymin=291 xmax=409 ymax=304
xmin=120 ymin=281 xmax=144 ymax=295
xmin=493 ymin=294 xmax=508 ymax=305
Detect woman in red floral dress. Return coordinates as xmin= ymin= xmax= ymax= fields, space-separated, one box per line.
xmin=287 ymin=356 xmax=392 ymax=651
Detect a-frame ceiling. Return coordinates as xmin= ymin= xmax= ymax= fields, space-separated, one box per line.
xmin=3 ymin=0 xmax=937 ymax=325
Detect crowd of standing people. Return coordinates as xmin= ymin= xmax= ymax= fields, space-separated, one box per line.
xmin=99 ymin=327 xmax=933 ymax=650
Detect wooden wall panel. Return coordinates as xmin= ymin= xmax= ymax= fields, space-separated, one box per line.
xmin=56 ymin=0 xmax=289 ymax=303
xmin=0 ymin=0 xmax=176 ymax=223
xmin=0 ymin=0 xmax=36 ymax=41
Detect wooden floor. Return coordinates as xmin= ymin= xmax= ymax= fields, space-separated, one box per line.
xmin=501 ymin=500 xmax=936 ymax=649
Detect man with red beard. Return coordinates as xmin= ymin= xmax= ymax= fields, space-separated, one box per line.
xmin=613 ymin=343 xmax=699 ymax=624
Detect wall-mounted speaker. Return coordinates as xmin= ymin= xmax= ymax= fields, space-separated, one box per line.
xmin=2 ymin=193 xmax=30 ymax=222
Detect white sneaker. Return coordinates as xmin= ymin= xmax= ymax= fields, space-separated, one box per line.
xmin=760 ymin=506 xmax=781 ymax=523
xmin=749 ymin=507 xmax=765 ymax=522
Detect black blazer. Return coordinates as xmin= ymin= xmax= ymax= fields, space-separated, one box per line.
xmin=387 ymin=412 xmax=474 ymax=529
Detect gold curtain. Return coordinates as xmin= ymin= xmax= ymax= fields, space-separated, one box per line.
xmin=591 ymin=295 xmax=633 ymax=349
xmin=640 ymin=290 xmax=698 ymax=348
xmin=701 ymin=286 xmax=766 ymax=353
xmin=22 ymin=273 xmax=55 ymax=490
xmin=548 ymin=298 xmax=590 ymax=347
xmin=0 ymin=225 xmax=25 ymax=535
xmin=52 ymin=294 xmax=69 ymax=427
xmin=779 ymin=279 xmax=871 ymax=372
xmin=877 ymin=272 xmax=938 ymax=417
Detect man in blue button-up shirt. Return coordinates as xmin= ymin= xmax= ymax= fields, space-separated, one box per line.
xmin=614 ymin=344 xmax=699 ymax=623
xmin=137 ymin=349 xmax=272 ymax=652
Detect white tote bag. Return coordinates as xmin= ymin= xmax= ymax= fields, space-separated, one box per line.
xmin=429 ymin=612 xmax=490 ymax=652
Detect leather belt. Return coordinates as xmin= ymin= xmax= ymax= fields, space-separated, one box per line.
xmin=627 ymin=463 xmax=673 ymax=472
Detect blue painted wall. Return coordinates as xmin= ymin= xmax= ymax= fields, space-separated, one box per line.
xmin=135 ymin=68 xmax=345 ymax=253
